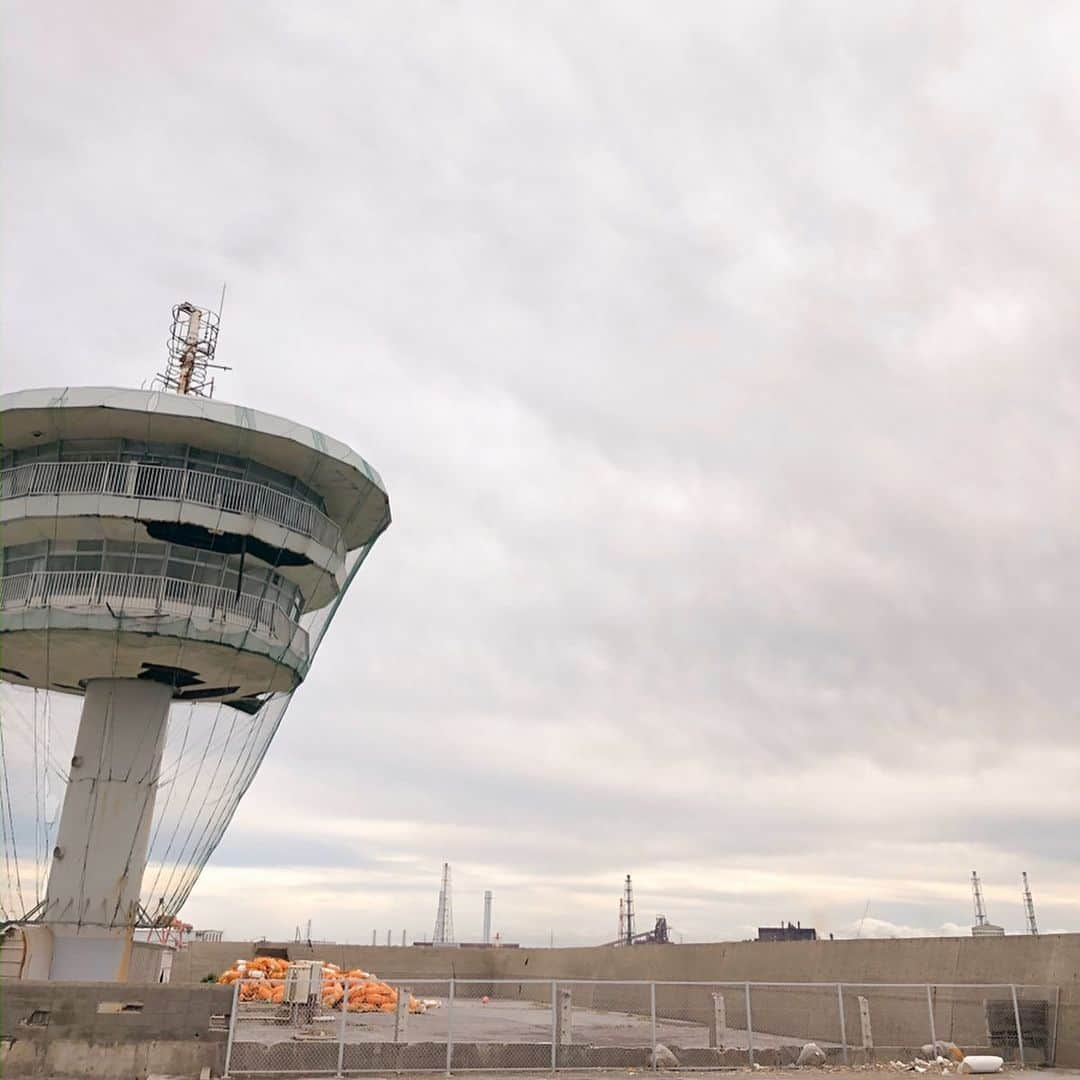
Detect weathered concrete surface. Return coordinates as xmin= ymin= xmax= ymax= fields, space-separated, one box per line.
xmin=176 ymin=933 xmax=1080 ymax=1066
xmin=0 ymin=980 xmax=231 ymax=1078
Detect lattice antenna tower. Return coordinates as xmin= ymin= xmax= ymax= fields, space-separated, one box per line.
xmin=432 ymin=862 xmax=455 ymax=945
xmin=624 ymin=874 xmax=635 ymax=944
xmin=971 ymin=870 xmax=988 ymax=926
xmin=1021 ymin=872 xmax=1039 ymax=936
xmin=618 ymin=896 xmax=626 ymax=944
xmin=154 ymin=300 xmax=231 ymax=398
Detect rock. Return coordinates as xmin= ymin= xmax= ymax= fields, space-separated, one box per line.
xmin=652 ymin=1044 xmax=680 ymax=1070
xmin=796 ymin=1042 xmax=827 ymax=1067
xmin=935 ymin=1041 xmax=964 ymax=1062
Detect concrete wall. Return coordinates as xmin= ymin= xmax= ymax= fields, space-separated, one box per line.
xmin=0 ymin=980 xmax=232 ymax=1078
xmin=177 ymin=932 xmax=1080 ymax=1065
xmin=171 ymin=939 xmax=493 ymax=984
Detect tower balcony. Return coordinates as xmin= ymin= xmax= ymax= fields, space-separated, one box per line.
xmin=0 ymin=568 xmax=308 ymax=702
xmin=1 ymin=459 xmax=347 ymax=610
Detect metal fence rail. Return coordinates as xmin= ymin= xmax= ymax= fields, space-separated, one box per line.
xmin=1 ymin=459 xmax=342 ymax=550
xmin=222 ymin=976 xmax=1060 ymax=1076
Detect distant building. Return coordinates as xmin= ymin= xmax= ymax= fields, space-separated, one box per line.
xmin=193 ymin=929 xmax=224 ymax=942
xmin=758 ymin=921 xmax=817 ymax=942
xmin=971 ymin=923 xmax=1005 ymax=937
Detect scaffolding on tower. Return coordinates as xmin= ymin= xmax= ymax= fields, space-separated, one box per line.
xmin=153 ymin=299 xmax=231 ymax=398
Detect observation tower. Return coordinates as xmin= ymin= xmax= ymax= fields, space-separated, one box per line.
xmin=0 ymin=301 xmax=390 ymax=980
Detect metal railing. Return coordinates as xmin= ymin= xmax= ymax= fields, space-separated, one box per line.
xmin=222 ymin=976 xmax=1060 ymax=1075
xmin=0 ymin=569 xmax=302 ymax=644
xmin=1 ymin=460 xmax=341 ymax=550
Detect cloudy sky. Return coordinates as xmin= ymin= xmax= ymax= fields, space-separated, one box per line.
xmin=4 ymin=1 xmax=1080 ymax=945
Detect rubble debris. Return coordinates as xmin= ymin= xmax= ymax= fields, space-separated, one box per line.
xmin=217 ymin=956 xmax=426 ymax=1013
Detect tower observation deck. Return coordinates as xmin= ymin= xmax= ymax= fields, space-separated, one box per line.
xmin=0 ymin=305 xmax=390 ymax=980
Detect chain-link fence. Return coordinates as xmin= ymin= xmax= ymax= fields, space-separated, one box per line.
xmin=223 ymin=976 xmax=1059 ymax=1075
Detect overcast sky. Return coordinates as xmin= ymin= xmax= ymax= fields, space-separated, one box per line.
xmin=3 ymin=1 xmax=1080 ymax=946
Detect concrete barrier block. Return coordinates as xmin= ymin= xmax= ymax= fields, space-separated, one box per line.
xmin=47 ymin=1039 xmax=139 ymax=1077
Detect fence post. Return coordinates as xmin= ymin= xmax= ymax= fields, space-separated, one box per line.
xmin=555 ymin=987 xmax=572 ymax=1046
xmin=744 ymin=983 xmax=754 ymax=1068
xmin=223 ymin=978 xmax=240 ymax=1078
xmin=837 ymin=984 xmax=848 ymax=1065
xmin=446 ymin=977 xmax=454 ymax=1076
xmin=1010 ymin=984 xmax=1025 ymax=1066
xmin=925 ymin=984 xmax=937 ymax=1057
xmin=650 ymin=982 xmax=657 ymax=1071
xmin=858 ymin=995 xmax=873 ymax=1059
xmin=336 ymin=977 xmax=348 ymax=1077
xmin=394 ymin=983 xmax=410 ymax=1044
xmin=550 ymin=980 xmax=558 ymax=1072
xmin=708 ymin=992 xmax=726 ymax=1048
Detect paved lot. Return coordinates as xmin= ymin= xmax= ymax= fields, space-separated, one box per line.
xmin=236 ymin=998 xmax=825 ymax=1049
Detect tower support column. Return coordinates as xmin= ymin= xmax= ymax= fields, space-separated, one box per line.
xmin=44 ymin=678 xmax=172 ymax=980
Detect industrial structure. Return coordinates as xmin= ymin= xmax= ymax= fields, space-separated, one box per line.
xmin=482 ymin=890 xmax=492 ymax=944
xmin=757 ymin=921 xmax=818 ymax=942
xmin=0 ymin=300 xmax=391 ymax=981
xmin=611 ymin=875 xmax=671 ymax=945
xmin=432 ymin=863 xmax=455 ymax=945
xmin=971 ymin=870 xmax=1005 ymax=937
xmin=1022 ymin=872 xmax=1039 ymax=936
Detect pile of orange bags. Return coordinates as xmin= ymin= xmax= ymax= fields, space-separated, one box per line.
xmin=218 ymin=957 xmax=425 ymax=1013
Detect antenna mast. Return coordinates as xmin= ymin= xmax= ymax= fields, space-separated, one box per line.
xmin=1021 ymin=872 xmax=1039 ymax=936
xmin=971 ymin=870 xmax=988 ymax=926
xmin=623 ymin=875 xmax=635 ymax=945
xmin=154 ymin=300 xmax=231 ymax=397
xmin=432 ymin=863 xmax=455 ymax=945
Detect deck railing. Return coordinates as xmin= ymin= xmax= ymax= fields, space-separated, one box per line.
xmin=1 ymin=460 xmax=340 ymax=550
xmin=0 ymin=569 xmax=304 ymax=646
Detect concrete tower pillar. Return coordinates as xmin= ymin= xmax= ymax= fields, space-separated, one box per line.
xmin=45 ymin=678 xmax=172 ymax=980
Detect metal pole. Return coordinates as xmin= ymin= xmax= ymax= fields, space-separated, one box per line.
xmin=336 ymin=977 xmax=348 ymax=1077
xmin=650 ymin=982 xmax=657 ymax=1071
xmin=446 ymin=976 xmax=454 ymax=1076
xmin=1051 ymin=986 xmax=1060 ymax=1066
xmin=1010 ymin=984 xmax=1025 ymax=1066
xmin=744 ymin=983 xmax=754 ymax=1068
xmin=550 ymin=980 xmax=558 ymax=1072
xmin=837 ymin=984 xmax=848 ymax=1065
xmin=926 ymin=984 xmax=937 ymax=1057
xmin=223 ymin=978 xmax=240 ymax=1078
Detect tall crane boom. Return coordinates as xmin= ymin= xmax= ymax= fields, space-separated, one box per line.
xmin=1021 ymin=872 xmax=1038 ymax=936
